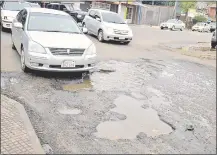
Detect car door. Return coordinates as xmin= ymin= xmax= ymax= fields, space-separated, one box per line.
xmin=16 ymin=9 xmax=27 ymax=54
xmin=86 ymin=10 xmax=95 ymax=33
xmin=92 ymin=11 xmax=101 ymax=35
xmin=12 ymin=10 xmax=23 ymax=52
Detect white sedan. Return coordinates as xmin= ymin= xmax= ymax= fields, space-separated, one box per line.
xmin=160 ymin=19 xmax=185 ymax=31
xmin=1 ymin=1 xmax=40 ymax=30
xmin=11 ymin=8 xmax=96 ymax=72
xmin=192 ymin=22 xmax=210 ymax=32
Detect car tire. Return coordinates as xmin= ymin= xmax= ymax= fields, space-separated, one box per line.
xmin=20 ymin=47 xmax=30 ymax=73
xmin=11 ymin=34 xmax=16 ymax=50
xmin=123 ymin=41 xmax=130 ymax=45
xmin=98 ymin=30 xmax=104 ymax=42
xmin=211 ymin=42 xmax=216 ymax=49
xmin=180 ymin=27 xmax=184 ymax=31
xmin=160 ymin=27 xmax=164 ymax=30
xmin=171 ymin=26 xmax=175 ymax=31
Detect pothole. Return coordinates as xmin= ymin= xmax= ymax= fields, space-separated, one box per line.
xmin=62 ymin=79 xmax=92 ymax=91
xmin=94 ymin=95 xmax=173 ymax=140
xmin=58 ymin=108 xmax=82 ymax=115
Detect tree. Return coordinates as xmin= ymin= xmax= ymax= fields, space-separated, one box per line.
xmin=180 ymin=0 xmax=196 ymax=21
xmin=193 ymin=15 xmax=207 ymax=24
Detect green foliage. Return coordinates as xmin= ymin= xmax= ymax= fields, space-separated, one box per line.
xmin=193 ymin=15 xmax=207 ymax=23
xmin=180 ymin=1 xmax=196 ymax=13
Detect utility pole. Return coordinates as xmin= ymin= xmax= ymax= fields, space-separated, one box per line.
xmin=173 ymin=0 xmax=178 ymax=19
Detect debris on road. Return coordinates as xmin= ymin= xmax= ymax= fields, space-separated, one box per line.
xmin=185 ymin=125 xmax=194 ymax=132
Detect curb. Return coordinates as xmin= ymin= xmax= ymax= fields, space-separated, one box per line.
xmin=1 ymin=95 xmax=45 ymax=154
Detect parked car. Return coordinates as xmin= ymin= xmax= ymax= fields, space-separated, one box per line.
xmin=211 ymin=30 xmax=216 ymax=49
xmin=192 ymin=22 xmax=210 ymax=32
xmin=209 ymin=22 xmax=216 ymax=33
xmin=82 ymin=9 xmax=133 ymax=44
xmin=160 ymin=19 xmax=185 ymax=31
xmin=11 ymin=8 xmax=96 ymax=72
xmin=1 ymin=1 xmax=40 ymax=30
xmin=45 ymin=3 xmax=87 ymax=23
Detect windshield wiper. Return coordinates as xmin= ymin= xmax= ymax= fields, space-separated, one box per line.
xmin=41 ymin=30 xmax=81 ymax=34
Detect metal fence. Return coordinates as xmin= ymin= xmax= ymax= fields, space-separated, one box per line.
xmin=134 ymin=5 xmax=174 ymax=26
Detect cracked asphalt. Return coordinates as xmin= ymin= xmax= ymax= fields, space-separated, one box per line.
xmin=1 ymin=26 xmax=216 ymax=154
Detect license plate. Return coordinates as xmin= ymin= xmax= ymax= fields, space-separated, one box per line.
xmin=119 ymin=37 xmax=125 ymax=40
xmin=61 ymin=61 xmax=75 ymax=68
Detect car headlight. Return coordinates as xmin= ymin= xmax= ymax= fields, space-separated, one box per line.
xmin=28 ymin=41 xmax=46 ymax=54
xmin=85 ymin=43 xmax=96 ymax=56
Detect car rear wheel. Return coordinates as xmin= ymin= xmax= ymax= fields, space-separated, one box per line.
xmin=98 ymin=30 xmax=104 ymax=42
xmin=160 ymin=27 xmax=164 ymax=30
xmin=171 ymin=26 xmax=175 ymax=31
xmin=21 ymin=47 xmax=30 ymax=73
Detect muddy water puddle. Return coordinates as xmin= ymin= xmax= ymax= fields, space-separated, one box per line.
xmin=94 ymin=95 xmax=173 ymax=140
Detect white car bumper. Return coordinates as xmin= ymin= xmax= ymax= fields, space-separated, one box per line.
xmin=25 ymin=50 xmax=97 ymax=72
xmin=103 ymin=32 xmax=133 ymax=42
xmin=2 ymin=20 xmax=12 ymax=29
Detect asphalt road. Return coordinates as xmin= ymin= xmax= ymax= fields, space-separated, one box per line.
xmin=1 ymin=26 xmax=216 ymax=154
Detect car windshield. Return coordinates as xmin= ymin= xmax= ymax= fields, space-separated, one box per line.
xmin=166 ymin=19 xmax=177 ymax=23
xmin=63 ymin=4 xmax=76 ymax=11
xmin=196 ymin=23 xmax=204 ymax=26
xmin=27 ymin=12 xmax=81 ymax=33
xmin=3 ymin=2 xmax=32 ymax=11
xmin=101 ymin=12 xmax=125 ymax=24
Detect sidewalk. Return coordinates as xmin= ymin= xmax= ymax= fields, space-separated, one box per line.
xmin=1 ymin=95 xmax=44 ymax=154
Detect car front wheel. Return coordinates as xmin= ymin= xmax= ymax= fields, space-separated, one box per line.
xmin=98 ymin=30 xmax=104 ymax=42
xmin=20 ymin=47 xmax=30 ymax=72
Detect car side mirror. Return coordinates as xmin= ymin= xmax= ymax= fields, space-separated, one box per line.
xmin=82 ymin=27 xmax=88 ymax=34
xmin=13 ymin=22 xmax=23 ymax=29
xmin=96 ymin=17 xmax=101 ymax=22
xmin=63 ymin=8 xmax=67 ymax=12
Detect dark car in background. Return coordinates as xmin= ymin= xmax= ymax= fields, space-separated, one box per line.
xmin=209 ymin=22 xmax=216 ymax=33
xmin=46 ymin=3 xmax=87 ymax=23
xmin=211 ymin=30 xmax=216 ymax=49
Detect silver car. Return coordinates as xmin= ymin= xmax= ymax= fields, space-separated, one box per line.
xmin=11 ymin=8 xmax=96 ymax=72
xmin=160 ymin=19 xmax=185 ymax=31
xmin=82 ymin=9 xmax=133 ymax=44
xmin=1 ymin=1 xmax=40 ymax=30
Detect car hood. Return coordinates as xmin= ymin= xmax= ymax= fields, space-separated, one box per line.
xmin=1 ymin=10 xmax=19 ymax=18
xmin=103 ymin=22 xmax=130 ymax=31
xmin=28 ymin=31 xmax=92 ymax=48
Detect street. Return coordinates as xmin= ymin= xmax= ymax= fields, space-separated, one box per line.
xmin=1 ymin=26 xmax=216 ymax=154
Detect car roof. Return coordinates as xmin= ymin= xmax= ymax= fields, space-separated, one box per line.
xmin=89 ymin=9 xmax=117 ymax=14
xmin=25 ymin=8 xmax=68 ymax=16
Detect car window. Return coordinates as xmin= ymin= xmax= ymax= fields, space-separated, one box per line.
xmin=2 ymin=2 xmax=32 ymax=11
xmin=21 ymin=9 xmax=27 ymax=26
xmin=60 ymin=5 xmax=67 ymax=11
xmin=53 ymin=4 xmax=59 ymax=10
xmin=27 ymin=12 xmax=82 ymax=33
xmin=95 ymin=11 xmax=101 ymax=19
xmin=46 ymin=4 xmax=52 ymax=9
xmin=89 ymin=10 xmax=95 ymax=18
xmin=101 ymin=12 xmax=125 ymax=24
xmin=16 ymin=10 xmax=23 ymax=23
